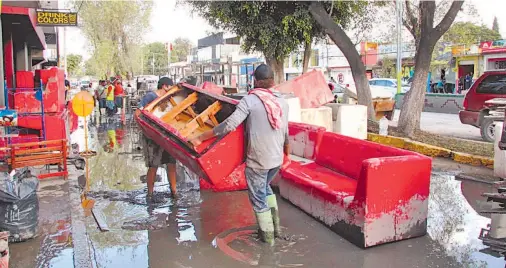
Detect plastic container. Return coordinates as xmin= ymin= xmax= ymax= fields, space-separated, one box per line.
xmin=379 ymin=116 xmax=389 ymax=136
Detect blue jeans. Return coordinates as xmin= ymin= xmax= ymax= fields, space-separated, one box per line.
xmin=245 ymin=166 xmax=280 ymax=213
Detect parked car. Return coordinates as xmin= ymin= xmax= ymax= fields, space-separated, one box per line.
xmin=459 ymin=70 xmax=506 ymax=142
xmin=369 ymin=78 xmax=410 ymax=97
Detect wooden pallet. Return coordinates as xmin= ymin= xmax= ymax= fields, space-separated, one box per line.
xmin=145 ymin=86 xmax=222 ymax=139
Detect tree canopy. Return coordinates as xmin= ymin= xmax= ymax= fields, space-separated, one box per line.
xmin=185 ymin=1 xmax=365 ymax=83
xmin=142 ymin=42 xmax=168 ymax=76
xmin=441 ymin=21 xmax=502 ymax=45
xmin=493 ymin=16 xmax=500 ymax=35
xmin=75 ymin=0 xmax=153 ymax=78
xmin=171 ymin=37 xmax=193 ymax=63
xmin=66 ymin=54 xmax=83 ymax=77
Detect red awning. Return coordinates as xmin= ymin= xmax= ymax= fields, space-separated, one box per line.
xmin=1 ymin=6 xmax=47 ymax=50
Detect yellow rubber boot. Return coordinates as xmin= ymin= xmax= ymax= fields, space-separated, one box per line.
xmin=266 ymin=194 xmax=281 ymax=238
xmin=256 ymin=210 xmax=275 ymax=246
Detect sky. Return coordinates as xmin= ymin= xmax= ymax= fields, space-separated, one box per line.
xmin=62 ymin=0 xmax=506 ymax=60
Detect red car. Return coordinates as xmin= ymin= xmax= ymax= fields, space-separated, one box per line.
xmin=459 ymin=70 xmax=506 ymax=142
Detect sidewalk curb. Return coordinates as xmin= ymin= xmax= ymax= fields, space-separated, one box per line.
xmin=367 ymin=133 xmax=494 ymax=168
xmin=67 ymin=166 xmax=94 ymax=268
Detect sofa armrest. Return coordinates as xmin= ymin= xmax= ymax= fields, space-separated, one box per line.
xmin=353 ymin=155 xmax=432 ymax=216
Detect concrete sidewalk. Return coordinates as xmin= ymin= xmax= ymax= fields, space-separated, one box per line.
xmin=390 ymin=110 xmax=483 ymax=141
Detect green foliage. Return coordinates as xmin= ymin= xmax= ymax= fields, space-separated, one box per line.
xmin=185 ymin=1 xmax=360 ymax=61
xmin=142 ymin=42 xmax=168 ymax=76
xmin=431 ymin=21 xmax=502 ymax=71
xmin=75 ymin=0 xmax=153 ymax=77
xmin=84 ymin=40 xmax=115 ymax=79
xmin=493 ymin=16 xmax=500 ymax=35
xmin=171 ymin=37 xmax=193 ymax=62
xmin=66 ymin=54 xmax=83 ymax=77
xmin=378 ymin=58 xmax=396 ymax=78
xmin=441 ymin=22 xmax=502 ymax=46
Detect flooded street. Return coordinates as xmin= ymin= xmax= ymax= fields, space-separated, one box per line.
xmin=8 ymin=111 xmax=506 ymax=268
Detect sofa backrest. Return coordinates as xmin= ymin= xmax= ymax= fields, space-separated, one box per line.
xmin=315 ymin=132 xmax=411 ymax=179
xmin=288 ymin=122 xmax=326 ymax=160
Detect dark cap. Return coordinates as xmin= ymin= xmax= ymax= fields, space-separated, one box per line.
xmin=254 ymin=64 xmax=274 ymax=81
xmin=157 ymin=77 xmax=174 ymax=89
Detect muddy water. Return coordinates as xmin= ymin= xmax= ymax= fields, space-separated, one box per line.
xmin=68 ymin=114 xmax=506 ymax=267
xmin=8 ymin=180 xmax=74 ymax=268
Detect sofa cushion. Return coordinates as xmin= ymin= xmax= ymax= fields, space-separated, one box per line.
xmin=315 ymin=132 xmax=408 ymax=179
xmin=288 ymin=122 xmax=325 ymax=160
xmin=281 ymin=162 xmax=357 ymax=205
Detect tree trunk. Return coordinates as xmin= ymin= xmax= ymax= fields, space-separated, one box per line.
xmin=266 ymin=57 xmax=286 ymax=85
xmin=302 ymin=39 xmax=312 ymax=74
xmin=309 ymin=2 xmax=375 ymax=120
xmin=397 ymin=38 xmax=435 ymax=137
xmin=397 ymin=1 xmax=463 ymax=137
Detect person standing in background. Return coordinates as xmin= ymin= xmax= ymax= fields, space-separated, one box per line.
xmin=114 ymin=76 xmax=125 ymax=115
xmin=105 ymin=79 xmax=116 ymax=116
xmin=95 ymin=80 xmax=106 ymax=116
xmin=136 ymin=77 xmax=178 ymax=200
xmin=465 ymin=73 xmax=472 ymax=90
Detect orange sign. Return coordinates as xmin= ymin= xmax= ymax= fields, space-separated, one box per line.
xmin=71 ymin=91 xmax=94 ymax=117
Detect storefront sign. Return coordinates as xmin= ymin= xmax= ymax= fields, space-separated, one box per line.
xmin=480 ymin=40 xmax=506 ymax=54
xmin=451 ymin=45 xmax=480 ymax=56
xmin=495 ymin=60 xmax=506 ymax=69
xmin=36 ymin=11 xmax=77 ymax=26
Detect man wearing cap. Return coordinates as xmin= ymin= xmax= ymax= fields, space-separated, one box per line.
xmin=136 ymin=77 xmax=178 ymax=200
xmin=190 ymin=64 xmax=290 ymax=246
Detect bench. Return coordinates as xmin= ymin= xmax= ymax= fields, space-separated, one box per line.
xmin=7 ymin=139 xmax=68 ymax=179
xmin=278 ymin=123 xmax=431 ymax=248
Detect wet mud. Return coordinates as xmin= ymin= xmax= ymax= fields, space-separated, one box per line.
xmin=8 ymin=179 xmax=73 ymax=268
xmin=79 ymin=114 xmax=506 ymax=267
xmin=10 ymin=111 xmax=506 ymax=268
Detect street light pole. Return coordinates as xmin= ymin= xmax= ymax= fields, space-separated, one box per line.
xmin=152 ymin=53 xmax=155 ymax=75
xmin=396 ymin=0 xmax=403 ymax=94
xmin=167 ymin=42 xmax=171 ymax=78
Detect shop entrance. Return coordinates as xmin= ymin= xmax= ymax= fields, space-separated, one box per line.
xmin=458 ymin=64 xmax=474 ymax=92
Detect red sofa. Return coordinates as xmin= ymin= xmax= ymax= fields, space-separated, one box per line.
xmin=279 ymin=123 xmax=431 ymax=248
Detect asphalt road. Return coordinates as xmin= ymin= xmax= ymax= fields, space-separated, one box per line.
xmin=390 ymin=110 xmax=484 ymax=142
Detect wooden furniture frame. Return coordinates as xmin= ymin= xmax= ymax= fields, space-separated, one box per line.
xmin=7 ymin=139 xmax=68 ymax=179
xmin=144 ymin=85 xmax=223 ymax=139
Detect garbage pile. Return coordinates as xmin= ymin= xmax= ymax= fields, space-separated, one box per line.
xmin=0 ymin=168 xmax=39 ymax=242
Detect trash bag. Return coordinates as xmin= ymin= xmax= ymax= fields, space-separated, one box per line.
xmin=0 ymin=168 xmax=39 ymax=243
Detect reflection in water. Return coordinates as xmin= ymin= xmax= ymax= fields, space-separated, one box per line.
xmin=74 ymin=111 xmax=506 ymax=268
xmin=87 ymin=116 xmax=147 ymax=191
xmin=34 ymin=219 xmax=73 ymax=268
xmin=176 ymin=208 xmax=198 ymax=244
xmin=428 ymin=173 xmax=504 ymax=267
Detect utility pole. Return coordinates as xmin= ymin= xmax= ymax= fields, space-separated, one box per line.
xmin=396 ymin=0 xmax=403 ymax=94
xmin=167 ymin=42 xmax=171 ymax=78
xmin=63 ymin=27 xmax=67 ymax=75
xmin=152 ymin=53 xmax=155 ymax=75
